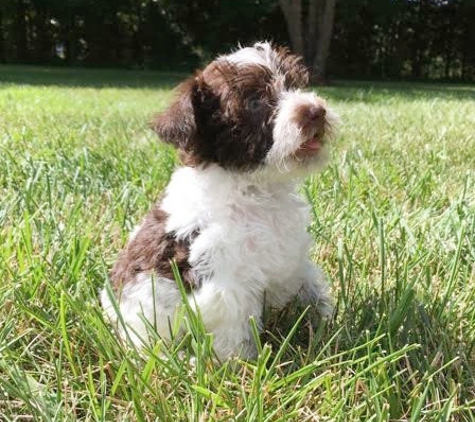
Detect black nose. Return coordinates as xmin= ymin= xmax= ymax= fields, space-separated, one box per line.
xmin=306 ymin=105 xmax=326 ymax=122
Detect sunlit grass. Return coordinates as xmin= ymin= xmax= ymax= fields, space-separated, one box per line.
xmin=0 ymin=65 xmax=474 ymax=421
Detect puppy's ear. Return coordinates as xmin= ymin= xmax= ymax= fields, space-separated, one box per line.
xmin=151 ymin=74 xmax=215 ymax=151
xmin=275 ymin=46 xmax=309 ymax=89
xmin=150 ymin=77 xmax=197 ymax=149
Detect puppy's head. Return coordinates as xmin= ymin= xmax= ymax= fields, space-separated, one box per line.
xmin=151 ymin=42 xmax=339 ymax=174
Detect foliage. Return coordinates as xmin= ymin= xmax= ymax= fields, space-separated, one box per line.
xmin=331 ymin=0 xmax=475 ymax=80
xmin=0 ymin=66 xmax=475 ymax=420
xmin=0 ymin=0 xmax=473 ymax=80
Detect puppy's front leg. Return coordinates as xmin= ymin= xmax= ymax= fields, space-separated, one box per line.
xmin=296 ymin=260 xmax=334 ymax=318
xmin=193 ymin=284 xmax=262 ymax=360
xmin=263 ymin=260 xmax=333 ymax=318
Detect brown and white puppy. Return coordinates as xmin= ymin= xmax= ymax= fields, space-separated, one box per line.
xmin=101 ymin=42 xmax=339 ymax=360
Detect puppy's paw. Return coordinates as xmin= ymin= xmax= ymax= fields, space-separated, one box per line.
xmin=297 ymin=264 xmax=335 ymax=319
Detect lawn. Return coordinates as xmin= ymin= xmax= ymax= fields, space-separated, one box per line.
xmin=0 ymin=65 xmax=474 ymax=421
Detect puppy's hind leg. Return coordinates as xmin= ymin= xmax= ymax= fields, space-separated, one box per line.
xmin=101 ymin=273 xmax=183 ymax=348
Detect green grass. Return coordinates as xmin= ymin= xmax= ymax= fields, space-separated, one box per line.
xmin=1 ymin=64 xmax=474 ymax=421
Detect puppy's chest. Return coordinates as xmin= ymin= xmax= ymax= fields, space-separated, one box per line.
xmin=231 ymin=198 xmax=304 ymax=242
xmin=196 ymin=191 xmax=311 ymax=278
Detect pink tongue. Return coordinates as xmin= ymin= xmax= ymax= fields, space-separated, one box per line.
xmin=301 ymin=138 xmax=322 ymax=150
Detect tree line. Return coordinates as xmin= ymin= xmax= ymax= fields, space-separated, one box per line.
xmin=0 ymin=0 xmax=473 ymax=81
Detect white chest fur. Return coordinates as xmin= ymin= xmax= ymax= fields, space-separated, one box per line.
xmin=161 ymin=166 xmax=312 ymax=291
xmin=103 ymin=164 xmax=332 ymax=360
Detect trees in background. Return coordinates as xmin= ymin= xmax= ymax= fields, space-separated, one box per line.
xmin=279 ymin=0 xmax=337 ymax=81
xmin=0 ymin=0 xmax=473 ymax=81
xmin=331 ymin=0 xmax=475 ymax=80
xmin=0 ymin=0 xmax=202 ymax=69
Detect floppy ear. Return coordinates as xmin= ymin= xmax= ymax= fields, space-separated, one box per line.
xmin=150 ymin=77 xmax=198 ymax=149
xmin=151 ymin=74 xmax=218 ymax=152
xmin=275 ymin=46 xmax=309 ymax=89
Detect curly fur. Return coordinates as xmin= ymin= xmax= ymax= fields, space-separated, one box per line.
xmin=101 ymin=42 xmax=339 ymax=360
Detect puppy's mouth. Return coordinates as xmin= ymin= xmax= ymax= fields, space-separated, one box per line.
xmin=295 ymin=131 xmax=325 ymax=157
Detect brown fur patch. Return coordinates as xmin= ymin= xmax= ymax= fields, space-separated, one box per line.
xmin=150 ymin=43 xmax=310 ymax=171
xmin=151 ymin=62 xmax=278 ymax=170
xmin=292 ymin=101 xmax=326 ymax=136
xmin=110 ymin=206 xmax=198 ymax=292
xmin=274 ymin=46 xmax=309 ymax=89
xmin=149 ymin=77 xmax=198 ymax=150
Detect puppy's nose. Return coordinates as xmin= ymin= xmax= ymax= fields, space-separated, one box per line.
xmin=306 ymin=105 xmax=326 ymax=122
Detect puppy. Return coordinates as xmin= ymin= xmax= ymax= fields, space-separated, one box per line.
xmin=101 ymin=42 xmax=339 ymax=360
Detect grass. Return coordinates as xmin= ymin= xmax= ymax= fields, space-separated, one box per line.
xmin=0 ymin=64 xmax=474 ymax=421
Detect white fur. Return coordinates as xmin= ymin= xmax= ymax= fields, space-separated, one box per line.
xmin=223 ymin=42 xmax=280 ymax=71
xmin=101 ymin=272 xmax=182 ymax=346
xmin=102 ymin=166 xmax=334 ymax=359
xmin=270 ymin=92 xmax=329 ymax=171
xmin=102 ymin=42 xmax=337 ymax=360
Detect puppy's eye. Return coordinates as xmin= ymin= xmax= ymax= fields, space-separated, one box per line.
xmin=247 ymin=98 xmax=264 ymax=111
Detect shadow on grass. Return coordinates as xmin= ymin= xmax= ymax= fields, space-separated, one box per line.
xmin=319 ymin=79 xmax=475 ymax=102
xmin=263 ymin=286 xmax=474 ymax=394
xmin=2 ymin=65 xmax=474 ymax=102
xmin=0 ymin=65 xmax=189 ymax=89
